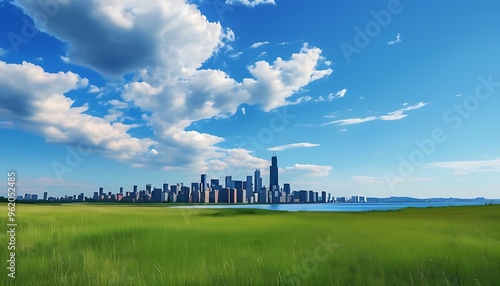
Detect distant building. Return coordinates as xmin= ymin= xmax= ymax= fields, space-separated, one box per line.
xmin=43 ymin=192 xmax=48 ymax=201
xmin=201 ymin=174 xmax=206 ymax=193
xmin=269 ymin=155 xmax=279 ymax=194
xmin=225 ymin=176 xmax=233 ymax=189
xmin=283 ymin=183 xmax=291 ymax=196
xmin=321 ymin=191 xmax=327 ymax=203
xmin=254 ymin=169 xmax=262 ymax=194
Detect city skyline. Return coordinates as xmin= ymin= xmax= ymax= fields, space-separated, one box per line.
xmin=1 ymin=1 xmax=500 ymax=199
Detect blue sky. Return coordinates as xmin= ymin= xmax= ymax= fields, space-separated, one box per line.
xmin=1 ymin=0 xmax=499 ymax=199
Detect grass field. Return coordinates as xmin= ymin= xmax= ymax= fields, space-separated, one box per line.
xmin=1 ymin=203 xmax=499 ymax=285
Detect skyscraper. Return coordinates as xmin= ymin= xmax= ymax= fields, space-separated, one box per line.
xmin=225 ymin=175 xmax=233 ymax=189
xmin=269 ymin=154 xmax=279 ymax=193
xmin=254 ymin=169 xmax=262 ymax=194
xmin=201 ymin=174 xmax=206 ymax=193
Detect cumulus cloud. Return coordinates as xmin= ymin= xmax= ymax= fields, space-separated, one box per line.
xmin=283 ymin=164 xmax=332 ymax=177
xmin=251 ymin=41 xmax=270 ymax=48
xmin=244 ymin=44 xmax=333 ymax=111
xmin=7 ymin=0 xmax=333 ymax=175
xmin=88 ymin=85 xmax=100 ymax=93
xmin=323 ymin=102 xmax=427 ymax=126
xmin=225 ymin=0 xmax=276 ymax=7
xmin=336 ymin=88 xmax=347 ymax=98
xmin=14 ymin=0 xmax=231 ymax=78
xmin=268 ymin=142 xmax=320 ymax=151
xmin=0 ymin=61 xmax=155 ymax=163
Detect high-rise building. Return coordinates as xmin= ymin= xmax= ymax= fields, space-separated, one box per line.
xmin=283 ymin=183 xmax=291 ymax=196
xmin=99 ymin=187 xmax=104 ymax=197
xmin=43 ymin=191 xmax=48 ymax=201
xmin=225 ymin=176 xmax=233 ymax=189
xmin=246 ymin=176 xmax=253 ymax=202
xmin=269 ymin=155 xmax=279 ymax=193
xmin=201 ymin=174 xmax=206 ymax=193
xmin=210 ymin=179 xmax=220 ymax=191
xmin=254 ymin=169 xmax=262 ymax=194
xmin=163 ymin=183 xmax=169 ymax=193
xmin=146 ymin=184 xmax=152 ymax=193
xmin=119 ymin=187 xmax=123 ymax=194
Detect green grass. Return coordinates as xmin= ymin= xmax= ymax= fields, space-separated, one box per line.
xmin=1 ymin=204 xmax=499 ymax=285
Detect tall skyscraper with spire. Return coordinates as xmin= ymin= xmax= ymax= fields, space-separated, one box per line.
xmin=269 ymin=153 xmax=279 ymax=192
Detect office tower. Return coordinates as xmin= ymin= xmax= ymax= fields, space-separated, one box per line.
xmin=32 ymin=194 xmax=38 ymax=201
xmin=43 ymin=191 xmax=48 ymax=201
xmin=152 ymin=188 xmax=163 ymax=202
xmin=201 ymin=174 xmax=206 ymax=193
xmin=269 ymin=155 xmax=279 ymax=193
xmin=146 ymin=184 xmax=152 ymax=193
xmin=321 ymin=191 xmax=327 ymax=203
xmin=237 ymin=188 xmax=246 ymax=203
xmin=283 ymin=183 xmax=291 ymax=196
xmin=234 ymin=180 xmax=243 ymax=191
xmin=245 ymin=176 xmax=253 ymax=202
xmin=225 ymin=176 xmax=233 ymax=189
xmin=170 ymin=185 xmax=178 ymax=195
xmin=99 ymin=187 xmax=104 ymax=197
xmin=211 ymin=179 xmax=220 ymax=191
xmin=191 ymin=182 xmax=199 ymax=192
xmin=258 ymin=187 xmax=267 ymax=203
xmin=163 ymin=183 xmax=169 ymax=193
xmin=254 ymin=169 xmax=262 ymax=194
xmin=133 ymin=185 xmax=138 ymax=193
xmin=219 ymin=188 xmax=229 ymax=203
xmin=120 ymin=187 xmax=123 ymax=194
xmin=209 ymin=190 xmax=218 ymax=203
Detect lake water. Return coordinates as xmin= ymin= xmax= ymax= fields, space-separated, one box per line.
xmin=170 ymin=201 xmax=495 ymax=212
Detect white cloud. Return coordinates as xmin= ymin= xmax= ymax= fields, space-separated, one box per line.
xmin=241 ymin=106 xmax=246 ymax=115
xmin=336 ymin=88 xmax=347 ymax=98
xmin=268 ymin=142 xmax=320 ymax=151
xmin=229 ymin=52 xmax=243 ymax=59
xmin=0 ymin=48 xmax=8 ymax=56
xmin=226 ymin=0 xmax=275 ymax=7
xmin=88 ymin=85 xmax=101 ymax=93
xmin=0 ymin=61 xmax=155 ymax=164
xmin=387 ymin=33 xmax=401 ymax=45
xmin=351 ymin=176 xmax=380 ymax=184
xmin=324 ymin=60 xmax=332 ymax=66
xmin=425 ymin=158 xmax=500 ymax=175
xmin=323 ymin=116 xmax=377 ymax=126
xmin=283 ymin=164 xmax=332 ymax=177
xmin=60 ymin=56 xmax=69 ymax=63
xmin=8 ymin=1 xmax=333 ymax=175
xmin=251 ymin=41 xmax=270 ymax=49
xmin=14 ymin=0 xmax=231 ymax=78
xmin=323 ymin=102 xmax=427 ymax=126
xmin=244 ymin=44 xmax=333 ymax=111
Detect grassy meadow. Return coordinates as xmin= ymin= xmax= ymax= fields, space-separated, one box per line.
xmin=1 ymin=203 xmax=499 ymax=285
